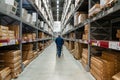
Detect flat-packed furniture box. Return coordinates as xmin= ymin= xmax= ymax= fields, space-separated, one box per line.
xmin=0 ymin=25 xmax=9 ymax=40
xmin=89 ymin=4 xmax=101 ymax=17
xmin=0 ymin=67 xmax=11 ymax=80
xmin=22 ymin=44 xmax=33 ymax=51
xmin=78 ymin=12 xmax=88 ymax=24
xmin=4 ymin=75 xmax=11 ymax=80
xmin=74 ymin=42 xmax=83 ymax=60
xmin=8 ymin=30 xmax=15 ymax=39
xmin=102 ymin=51 xmax=120 ymax=74
xmin=22 ymin=44 xmax=34 ymax=61
xmin=81 ymin=48 xmax=88 ymax=68
xmin=39 ymin=32 xmax=45 ymax=38
xmin=22 ymin=51 xmax=34 ymax=60
xmin=9 ymin=25 xmax=20 ymax=39
xmin=82 ymin=24 xmax=89 ymax=40
xmin=91 ymin=56 xmax=115 ymax=80
xmin=0 ymin=50 xmax=22 ymax=78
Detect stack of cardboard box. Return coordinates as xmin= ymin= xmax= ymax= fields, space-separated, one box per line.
xmin=39 ymin=32 xmax=45 ymax=39
xmin=74 ymin=42 xmax=83 ymax=60
xmin=78 ymin=12 xmax=88 ymax=24
xmin=22 ymin=44 xmax=34 ymax=61
xmin=90 ymin=56 xmax=115 ymax=80
xmin=102 ymin=51 xmax=120 ymax=74
xmin=69 ymin=41 xmax=75 ymax=53
xmin=38 ymin=43 xmax=43 ymax=51
xmin=82 ymin=24 xmax=89 ymax=40
xmin=0 ymin=50 xmax=22 ymax=78
xmin=74 ymin=12 xmax=88 ymax=26
xmin=0 ymin=26 xmax=9 ymax=40
xmin=9 ymin=25 xmax=19 ymax=39
xmin=8 ymin=30 xmax=15 ymax=40
xmin=22 ymin=33 xmax=36 ymax=41
xmin=0 ymin=25 xmax=20 ymax=40
xmin=81 ymin=48 xmax=88 ymax=68
xmin=0 ymin=67 xmax=11 ymax=80
xmin=89 ymin=4 xmax=101 ymax=17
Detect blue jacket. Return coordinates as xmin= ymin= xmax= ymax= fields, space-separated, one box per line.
xmin=55 ymin=37 xmax=64 ymax=46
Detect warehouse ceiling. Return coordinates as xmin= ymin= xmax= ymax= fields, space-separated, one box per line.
xmin=50 ymin=0 xmax=64 ymax=21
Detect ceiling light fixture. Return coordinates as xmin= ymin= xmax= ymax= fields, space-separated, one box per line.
xmin=57 ymin=5 xmax=59 ymax=8
xmin=57 ymin=0 xmax=59 ymax=4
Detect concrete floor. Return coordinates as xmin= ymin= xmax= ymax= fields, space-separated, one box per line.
xmin=15 ymin=43 xmax=95 ymax=80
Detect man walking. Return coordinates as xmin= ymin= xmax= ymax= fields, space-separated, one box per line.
xmin=55 ymin=35 xmax=64 ymax=58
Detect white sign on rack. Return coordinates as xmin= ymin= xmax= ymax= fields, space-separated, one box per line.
xmin=109 ymin=41 xmax=120 ymax=50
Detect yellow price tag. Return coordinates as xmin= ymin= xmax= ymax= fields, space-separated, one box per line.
xmin=92 ymin=43 xmax=94 ymax=46
xmin=0 ymin=43 xmax=2 ymax=46
xmin=16 ymin=40 xmax=18 ymax=44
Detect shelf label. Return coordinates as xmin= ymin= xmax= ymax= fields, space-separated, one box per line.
xmin=109 ymin=41 xmax=119 ymax=50
xmin=8 ymin=40 xmax=15 ymax=45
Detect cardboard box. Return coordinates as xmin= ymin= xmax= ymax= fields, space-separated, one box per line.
xmin=0 ymin=26 xmax=9 ymax=30
xmin=4 ymin=75 xmax=11 ymax=80
xmin=11 ymin=67 xmax=22 ymax=78
xmin=4 ymin=61 xmax=21 ymax=69
xmin=74 ymin=42 xmax=83 ymax=60
xmin=23 ymin=60 xmax=30 ymax=67
xmin=0 ymin=67 xmax=11 ymax=80
xmin=22 ymin=44 xmax=33 ymax=50
xmin=100 ymin=0 xmax=110 ymax=8
xmin=0 ymin=56 xmax=21 ymax=63
xmin=91 ymin=56 xmax=115 ymax=80
xmin=82 ymin=34 xmax=88 ymax=40
xmin=102 ymin=51 xmax=120 ymax=74
xmin=27 ymin=33 xmax=32 ymax=40
xmin=89 ymin=4 xmax=101 ymax=17
xmin=9 ymin=25 xmax=20 ymax=39
xmin=78 ymin=13 xmax=88 ymax=24
xmin=0 ymin=50 xmax=21 ymax=57
xmin=85 ymin=24 xmax=89 ymax=31
xmin=22 ymin=51 xmax=34 ymax=60
xmin=32 ymin=33 xmax=36 ymax=40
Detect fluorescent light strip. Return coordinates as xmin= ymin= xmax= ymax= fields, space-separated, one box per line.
xmin=57 ymin=0 xmax=59 ymax=4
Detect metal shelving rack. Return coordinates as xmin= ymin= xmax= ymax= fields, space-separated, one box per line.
xmin=62 ymin=0 xmax=120 ymax=72
xmin=0 ymin=0 xmax=53 ymax=71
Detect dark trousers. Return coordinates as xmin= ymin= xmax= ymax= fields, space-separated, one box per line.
xmin=57 ymin=45 xmax=62 ymax=57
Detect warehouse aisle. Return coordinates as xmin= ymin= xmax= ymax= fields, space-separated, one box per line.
xmin=15 ymin=43 xmax=95 ymax=80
